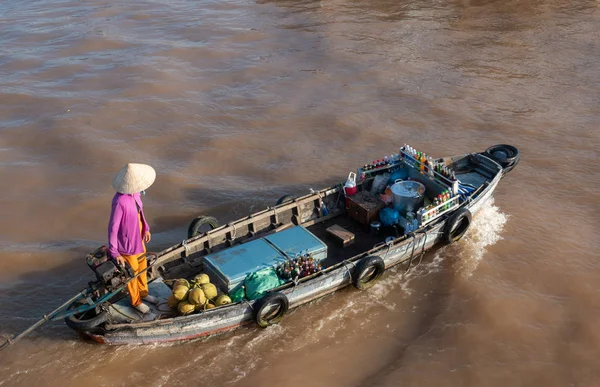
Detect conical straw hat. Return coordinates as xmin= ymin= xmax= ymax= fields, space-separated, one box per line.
xmin=112 ymin=163 xmax=156 ymax=194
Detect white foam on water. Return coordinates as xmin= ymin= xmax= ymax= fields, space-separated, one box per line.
xmin=245 ymin=323 xmax=285 ymax=349
xmin=291 ymin=200 xmax=509 ymax=345
xmin=368 ymin=247 xmax=448 ymax=303
xmin=315 ymin=299 xmax=357 ymax=333
xmin=451 ymin=198 xmax=508 ymax=277
xmin=143 ymin=200 xmax=509 ymax=386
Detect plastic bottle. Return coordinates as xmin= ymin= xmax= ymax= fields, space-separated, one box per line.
xmin=321 ymin=202 xmax=329 ymax=216
xmin=405 ymin=220 xmax=413 ymax=233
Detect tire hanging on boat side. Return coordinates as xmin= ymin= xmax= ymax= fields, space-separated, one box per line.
xmin=64 ymin=301 xmax=110 ymax=331
xmin=443 ymin=208 xmax=472 ymax=244
xmin=276 ymin=195 xmax=294 ymax=205
xmin=352 ymin=255 xmax=385 ymax=290
xmin=187 ymin=216 xmax=219 ymax=239
xmin=254 ymin=292 xmax=289 ymax=328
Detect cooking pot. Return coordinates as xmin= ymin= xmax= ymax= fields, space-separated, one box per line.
xmin=390 ymin=179 xmax=425 ymax=215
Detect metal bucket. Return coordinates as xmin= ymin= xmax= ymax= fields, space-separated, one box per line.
xmin=390 ymin=180 xmax=426 ymax=215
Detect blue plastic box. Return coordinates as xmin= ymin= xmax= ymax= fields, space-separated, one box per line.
xmin=264 ymin=226 xmax=327 ymax=262
xmin=203 ymin=226 xmax=327 ymax=292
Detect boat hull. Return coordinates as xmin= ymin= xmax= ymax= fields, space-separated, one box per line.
xmin=84 ymin=171 xmax=500 ymax=345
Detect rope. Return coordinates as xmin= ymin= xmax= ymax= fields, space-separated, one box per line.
xmin=181 ymin=239 xmax=189 ymax=257
xmin=242 ymin=297 xmax=254 ymax=311
xmin=155 ymin=301 xmax=173 ymax=313
xmin=405 ymin=232 xmax=418 ymax=273
xmin=288 ymin=277 xmax=300 ymax=295
xmin=413 ymin=238 xmax=425 ymax=269
xmin=379 ymin=241 xmax=393 ymax=260
xmin=108 ymin=305 xmax=138 ymax=322
xmin=410 ymin=232 xmax=428 ymax=270
xmin=342 ymin=260 xmax=356 ymax=283
xmin=230 ymin=223 xmax=237 ymax=241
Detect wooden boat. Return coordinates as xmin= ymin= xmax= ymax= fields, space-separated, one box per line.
xmin=61 ymin=144 xmax=519 ymax=345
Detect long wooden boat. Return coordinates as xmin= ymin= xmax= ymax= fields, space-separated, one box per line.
xmin=63 ymin=144 xmax=520 ymax=345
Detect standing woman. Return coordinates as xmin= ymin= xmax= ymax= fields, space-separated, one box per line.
xmin=108 ymin=163 xmax=158 ymax=314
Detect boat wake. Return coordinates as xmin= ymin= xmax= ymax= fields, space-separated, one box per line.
xmin=446 ymin=198 xmax=508 ymax=277
xmin=270 ymin=199 xmax=509 ymax=343
xmin=136 ymin=200 xmax=509 ymax=386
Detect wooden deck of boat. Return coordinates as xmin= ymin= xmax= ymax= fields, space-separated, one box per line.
xmin=160 ymin=153 xmax=497 ymax=283
xmin=306 ymin=215 xmax=395 ymax=268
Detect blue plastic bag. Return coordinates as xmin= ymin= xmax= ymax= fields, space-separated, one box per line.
xmin=388 ymin=167 xmax=408 ymax=185
xmin=379 ymin=207 xmax=400 ymax=226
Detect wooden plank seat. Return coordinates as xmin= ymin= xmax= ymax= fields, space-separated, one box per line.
xmin=326 ymin=224 xmax=355 ymax=247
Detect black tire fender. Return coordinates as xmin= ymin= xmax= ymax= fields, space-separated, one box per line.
xmin=443 ymin=208 xmax=472 ymax=244
xmin=187 ymin=216 xmax=219 ymax=239
xmin=352 ymin=255 xmax=385 ymax=290
xmin=501 ymin=152 xmax=520 ymax=174
xmin=484 ymin=144 xmax=520 ymax=169
xmin=254 ymin=292 xmax=289 ymax=328
xmin=64 ymin=303 xmax=110 ymax=331
xmin=276 ymin=195 xmax=294 ymax=206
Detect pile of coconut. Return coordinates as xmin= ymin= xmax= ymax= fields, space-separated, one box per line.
xmin=168 ymin=273 xmax=232 ymax=315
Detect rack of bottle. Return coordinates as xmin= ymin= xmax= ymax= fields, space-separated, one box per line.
xmin=357 ymin=154 xmax=402 ymax=181
xmin=354 ymin=145 xmax=462 ymax=227
xmin=417 ymin=193 xmax=460 ymax=226
xmin=400 ymin=145 xmax=461 ymax=226
xmin=399 ymin=145 xmax=459 ymax=195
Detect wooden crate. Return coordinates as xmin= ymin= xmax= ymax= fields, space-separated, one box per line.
xmin=346 ymin=191 xmax=385 ymax=227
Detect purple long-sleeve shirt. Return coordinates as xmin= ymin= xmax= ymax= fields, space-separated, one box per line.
xmin=108 ymin=192 xmax=149 ymax=259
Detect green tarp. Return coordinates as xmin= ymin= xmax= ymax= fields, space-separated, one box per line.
xmin=228 ymin=267 xmax=285 ymax=302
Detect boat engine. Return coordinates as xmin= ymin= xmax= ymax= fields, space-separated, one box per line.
xmin=86 ymin=246 xmax=134 ymax=291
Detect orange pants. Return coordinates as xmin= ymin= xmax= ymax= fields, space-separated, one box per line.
xmin=122 ymin=251 xmax=148 ymax=307
xmin=122 ymin=213 xmax=148 ymax=307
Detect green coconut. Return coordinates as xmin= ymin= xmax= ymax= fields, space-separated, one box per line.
xmin=174 ymin=278 xmax=190 ymax=288
xmin=192 ymin=273 xmax=210 ymax=286
xmin=178 ymin=301 xmax=195 ymax=315
xmin=205 ymin=302 xmax=216 ymax=310
xmin=172 ymin=284 xmax=190 ymax=301
xmin=201 ymin=283 xmax=218 ymax=300
xmin=214 ymin=295 xmax=232 ymax=306
xmin=188 ymin=288 xmax=206 ymax=306
xmin=167 ymin=294 xmax=179 ymax=309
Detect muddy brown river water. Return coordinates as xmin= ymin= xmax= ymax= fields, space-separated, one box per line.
xmin=1 ymin=0 xmax=599 ymax=386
